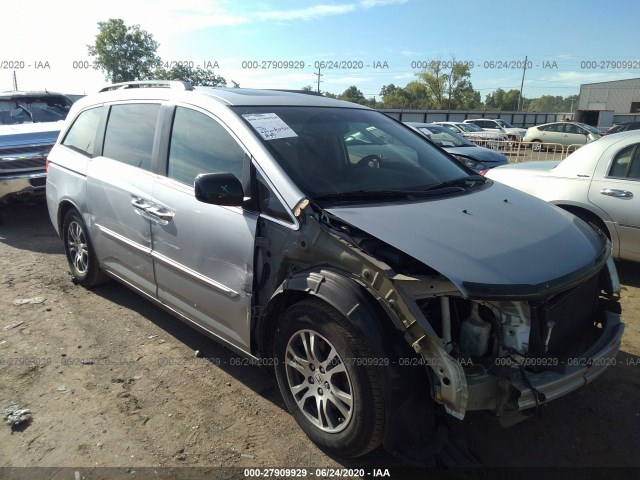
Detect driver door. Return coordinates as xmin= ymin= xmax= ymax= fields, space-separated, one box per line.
xmin=151 ymin=106 xmax=257 ymax=353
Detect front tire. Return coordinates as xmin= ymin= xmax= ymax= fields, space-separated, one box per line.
xmin=274 ymin=298 xmax=385 ymax=457
xmin=62 ymin=209 xmax=109 ymax=287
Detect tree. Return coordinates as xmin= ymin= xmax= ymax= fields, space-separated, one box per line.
xmin=154 ymin=64 xmax=226 ymax=86
xmin=484 ymin=88 xmax=523 ymax=111
xmin=339 ymin=85 xmax=366 ymax=104
xmin=379 ymin=82 xmax=431 ymax=109
xmin=88 ymin=19 xmax=161 ymax=83
xmin=529 ymin=95 xmax=566 ymax=112
xmin=415 ymin=58 xmax=480 ymax=109
xmin=416 ymin=62 xmax=447 ymax=108
xmin=300 ymin=85 xmax=315 ymax=92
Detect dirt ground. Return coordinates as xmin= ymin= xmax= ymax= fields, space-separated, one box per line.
xmin=0 ymin=201 xmax=639 ymax=477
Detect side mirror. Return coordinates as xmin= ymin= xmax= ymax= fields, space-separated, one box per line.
xmin=194 ymin=172 xmax=244 ymax=206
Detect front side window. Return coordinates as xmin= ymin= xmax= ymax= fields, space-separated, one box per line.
xmin=103 ymin=103 xmax=160 ymax=171
xmin=168 ymin=107 xmax=245 ymax=185
xmin=233 ymin=106 xmax=473 ymax=202
xmin=62 ymin=106 xmax=102 ymax=156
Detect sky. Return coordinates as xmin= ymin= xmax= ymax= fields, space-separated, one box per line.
xmin=1 ymin=0 xmax=639 ymax=102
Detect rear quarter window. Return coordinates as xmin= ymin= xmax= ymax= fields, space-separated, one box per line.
xmin=62 ymin=107 xmax=103 ymax=156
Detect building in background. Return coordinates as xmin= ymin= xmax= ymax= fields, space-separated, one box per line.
xmin=576 ymin=78 xmax=640 ymax=129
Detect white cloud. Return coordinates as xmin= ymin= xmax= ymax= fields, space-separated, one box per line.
xmin=257 ymin=0 xmax=407 ymax=22
xmin=257 ymin=4 xmax=357 ymax=22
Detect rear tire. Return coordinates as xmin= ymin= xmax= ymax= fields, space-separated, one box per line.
xmin=62 ymin=209 xmax=110 ymax=287
xmin=273 ymin=298 xmax=385 ymax=458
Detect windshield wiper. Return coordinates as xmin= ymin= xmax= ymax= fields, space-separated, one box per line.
xmin=423 ymin=174 xmax=486 ymax=191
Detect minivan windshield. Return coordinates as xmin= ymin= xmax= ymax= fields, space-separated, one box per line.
xmin=233 ymin=106 xmax=473 ymax=201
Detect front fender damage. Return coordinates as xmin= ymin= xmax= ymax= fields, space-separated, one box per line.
xmin=257 ymin=206 xmax=469 ymax=419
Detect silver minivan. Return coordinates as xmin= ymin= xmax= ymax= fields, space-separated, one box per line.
xmin=46 ymin=81 xmax=624 ymax=458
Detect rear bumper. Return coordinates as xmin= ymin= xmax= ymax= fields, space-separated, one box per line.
xmin=0 ymin=172 xmax=47 ymax=202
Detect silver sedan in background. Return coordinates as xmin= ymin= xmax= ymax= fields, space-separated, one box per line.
xmin=486 ymin=130 xmax=640 ymax=262
xmin=523 ymin=121 xmax=602 ymax=151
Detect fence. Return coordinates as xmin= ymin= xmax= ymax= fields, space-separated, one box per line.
xmin=379 ymin=109 xmax=573 ymax=128
xmin=468 ymin=137 xmax=583 ymax=163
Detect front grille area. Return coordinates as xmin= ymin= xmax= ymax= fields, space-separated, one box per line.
xmin=528 ymin=271 xmax=601 ymax=365
xmin=0 ymin=143 xmax=53 ymax=157
xmin=0 ymin=155 xmax=48 ymax=173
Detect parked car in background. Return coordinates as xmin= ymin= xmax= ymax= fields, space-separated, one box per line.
xmin=486 ymin=130 xmax=640 ymax=262
xmin=604 ymin=121 xmax=640 ymax=135
xmin=433 ymin=121 xmax=508 ymax=148
xmin=47 ymin=81 xmax=623 ymax=459
xmin=0 ymin=91 xmax=73 ymax=221
xmin=406 ymin=122 xmax=508 ymax=172
xmin=463 ymin=118 xmax=527 ymax=142
xmin=523 ymin=121 xmax=602 ymax=151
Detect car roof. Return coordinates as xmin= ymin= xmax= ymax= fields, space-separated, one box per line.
xmin=554 ymin=129 xmax=640 ymax=174
xmin=404 ymin=122 xmax=442 ymax=129
xmin=0 ymin=90 xmax=71 ymax=99
xmin=612 ymin=121 xmax=640 ymax=126
xmin=78 ymin=82 xmax=367 ymax=109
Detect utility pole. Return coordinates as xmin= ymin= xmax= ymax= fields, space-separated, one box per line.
xmin=12 ymin=71 xmax=18 ymax=91
xmin=517 ymin=56 xmax=527 ymax=111
xmin=314 ymin=67 xmax=323 ymax=93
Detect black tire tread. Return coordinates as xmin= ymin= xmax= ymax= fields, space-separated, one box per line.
xmin=62 ymin=209 xmax=110 ymax=288
xmin=275 ymin=297 xmax=386 ymax=457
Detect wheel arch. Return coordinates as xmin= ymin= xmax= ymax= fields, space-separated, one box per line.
xmin=553 ymin=202 xmax=620 ymax=258
xmin=256 ymin=268 xmax=439 ymax=458
xmin=56 ymin=199 xmax=83 ymax=238
xmin=553 ymin=202 xmax=614 ymax=239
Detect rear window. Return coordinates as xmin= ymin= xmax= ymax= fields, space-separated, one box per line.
xmin=102 ymin=103 xmax=160 ymax=171
xmin=0 ymin=94 xmax=72 ymax=125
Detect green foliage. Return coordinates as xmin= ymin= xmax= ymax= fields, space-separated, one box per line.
xmin=339 ymin=85 xmax=366 ymax=103
xmin=339 ymin=86 xmax=376 ymax=107
xmin=380 ymin=59 xmax=480 ymax=109
xmin=484 ymin=88 xmax=524 ymax=111
xmin=153 ymin=64 xmax=226 ymax=86
xmin=88 ymin=19 xmax=161 ymax=83
xmin=528 ymin=94 xmax=578 ymax=112
xmin=380 ymin=82 xmax=430 ymax=108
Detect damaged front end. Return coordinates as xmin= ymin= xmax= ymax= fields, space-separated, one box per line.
xmin=266 ymin=201 xmax=625 ymax=428
xmin=394 ymin=255 xmax=623 ymax=424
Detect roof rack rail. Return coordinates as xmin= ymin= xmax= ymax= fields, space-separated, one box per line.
xmin=99 ymin=80 xmax=194 ymax=92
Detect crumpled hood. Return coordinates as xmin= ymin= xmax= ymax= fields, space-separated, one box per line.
xmin=326 ymin=181 xmax=607 ymax=298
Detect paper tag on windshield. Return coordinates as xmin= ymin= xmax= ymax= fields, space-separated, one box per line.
xmin=242 ymin=113 xmax=298 ymax=140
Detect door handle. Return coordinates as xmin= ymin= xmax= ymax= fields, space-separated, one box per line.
xmin=131 ymin=196 xmax=153 ymax=210
xmin=600 ymin=188 xmax=633 ymax=198
xmin=146 ymin=206 xmax=175 ymax=223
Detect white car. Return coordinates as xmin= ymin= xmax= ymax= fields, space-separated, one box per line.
xmin=523 ymin=121 xmax=602 ymax=151
xmin=486 ymin=130 xmax=640 ymax=262
xmin=433 ymin=121 xmax=508 ymax=148
xmin=463 ymin=118 xmax=527 ymax=142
